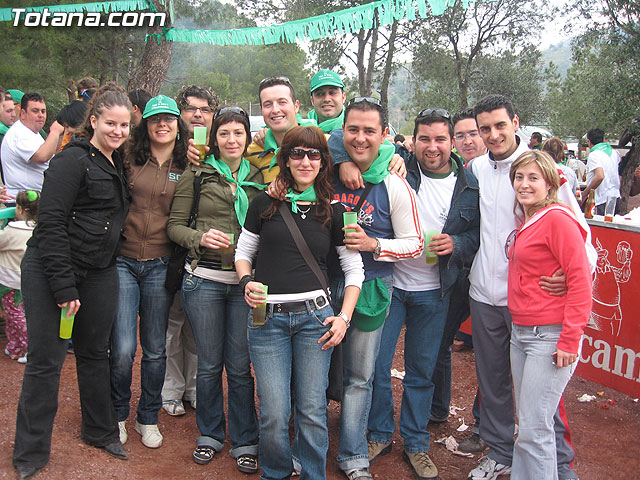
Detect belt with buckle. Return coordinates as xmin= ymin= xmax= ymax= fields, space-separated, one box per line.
xmin=269 ymin=295 xmax=328 ymax=314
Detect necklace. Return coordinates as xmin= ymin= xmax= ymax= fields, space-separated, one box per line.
xmin=298 ymin=206 xmax=311 ymax=219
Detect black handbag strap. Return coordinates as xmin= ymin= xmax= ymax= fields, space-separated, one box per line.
xmin=355 ymin=182 xmax=374 ymax=213
xmin=188 ymin=174 xmax=203 ymax=228
xmin=278 ymin=202 xmax=330 ymax=300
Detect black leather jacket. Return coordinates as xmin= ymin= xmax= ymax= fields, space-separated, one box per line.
xmin=28 ymin=137 xmax=131 ymax=303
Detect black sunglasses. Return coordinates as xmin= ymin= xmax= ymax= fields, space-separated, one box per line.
xmin=289 ymin=148 xmax=322 ymax=161
xmin=347 ymin=96 xmax=383 ymax=107
xmin=214 ymin=106 xmax=249 ymax=120
xmin=417 ymin=108 xmax=451 ymax=119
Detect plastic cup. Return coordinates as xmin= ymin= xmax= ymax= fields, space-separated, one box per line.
xmin=193 ymin=126 xmax=207 ymax=161
xmin=604 ymin=196 xmax=617 ymax=223
xmin=343 ymin=211 xmax=358 ymax=235
xmin=220 ymin=233 xmax=235 ymax=270
xmin=252 ymin=285 xmax=268 ymax=325
xmin=424 ymin=229 xmax=440 ymax=265
xmin=59 ymin=305 xmax=75 ymax=339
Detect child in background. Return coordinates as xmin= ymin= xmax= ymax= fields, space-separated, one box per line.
xmin=0 ymin=190 xmax=39 ymax=363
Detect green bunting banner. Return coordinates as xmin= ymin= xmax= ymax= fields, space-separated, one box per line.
xmin=0 ymin=0 xmax=155 ymax=22
xmin=153 ymin=0 xmax=460 ymax=46
xmin=1 ymin=0 xmax=467 ymax=45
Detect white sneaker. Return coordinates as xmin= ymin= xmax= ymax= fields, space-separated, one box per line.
xmin=17 ymin=354 xmax=27 ymax=364
xmin=118 ymin=421 xmax=128 ymax=444
xmin=135 ymin=421 xmax=163 ymax=448
xmin=162 ymin=399 xmax=186 ymax=416
xmin=468 ymin=456 xmax=511 ymax=480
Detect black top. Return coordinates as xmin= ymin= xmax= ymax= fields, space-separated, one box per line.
xmin=28 ymin=136 xmax=131 ymax=303
xmin=244 ymin=192 xmax=346 ymax=294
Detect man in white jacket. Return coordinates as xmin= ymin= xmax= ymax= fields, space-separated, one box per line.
xmin=467 ymin=94 xmax=593 ymax=480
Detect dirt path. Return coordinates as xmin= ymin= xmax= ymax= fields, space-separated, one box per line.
xmin=1 ymin=332 xmax=638 ymax=479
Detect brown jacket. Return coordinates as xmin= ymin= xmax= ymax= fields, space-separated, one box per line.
xmin=119 ymin=156 xmax=185 ymax=260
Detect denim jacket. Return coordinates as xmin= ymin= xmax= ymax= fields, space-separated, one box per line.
xmin=401 ymin=147 xmax=480 ymax=298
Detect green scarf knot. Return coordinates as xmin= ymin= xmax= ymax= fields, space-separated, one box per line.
xmin=307 ymin=109 xmax=344 ymax=133
xmin=361 ymin=142 xmax=395 ymax=184
xmin=266 ymin=114 xmax=319 ymax=170
xmin=284 ymin=185 xmax=317 ymax=213
xmin=203 ymin=156 xmax=266 ymax=226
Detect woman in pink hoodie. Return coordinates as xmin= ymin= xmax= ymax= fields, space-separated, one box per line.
xmin=506 ymin=150 xmax=592 ymax=480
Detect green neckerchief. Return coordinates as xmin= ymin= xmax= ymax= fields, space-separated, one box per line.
xmin=307 ymin=109 xmax=344 ymax=133
xmin=590 ymin=142 xmax=613 ymax=156
xmin=419 ymin=155 xmax=459 ymax=179
xmin=285 ymin=185 xmax=317 ymax=213
xmin=203 ymin=156 xmax=266 ymax=226
xmin=361 ymin=142 xmax=395 ymax=184
xmin=266 ymin=114 xmax=318 ymax=170
xmin=0 ymin=122 xmax=8 ymax=135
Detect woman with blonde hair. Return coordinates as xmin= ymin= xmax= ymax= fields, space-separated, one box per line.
xmin=506 ymin=150 xmax=591 ymax=480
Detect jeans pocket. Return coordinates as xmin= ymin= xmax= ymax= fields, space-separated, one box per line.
xmin=182 ymin=274 xmax=200 ymax=293
xmin=247 ymin=308 xmax=269 ymax=330
xmin=310 ymin=304 xmax=334 ymax=326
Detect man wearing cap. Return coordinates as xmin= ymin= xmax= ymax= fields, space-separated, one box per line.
xmin=366 ymin=108 xmax=479 ymax=480
xmin=160 ymin=85 xmax=218 ymax=419
xmin=246 ymin=76 xmax=316 ymax=183
xmin=330 ymin=97 xmax=423 ymax=480
xmin=1 ymin=92 xmax=64 ymax=199
xmin=308 ymin=69 xmax=347 ymax=133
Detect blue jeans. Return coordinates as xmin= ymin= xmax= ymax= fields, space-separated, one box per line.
xmin=510 ymin=324 xmax=575 ymax=480
xmin=182 ymin=274 xmax=258 ymax=457
xmin=249 ymin=302 xmax=334 ymax=480
xmin=110 ymin=255 xmax=172 ymax=425
xmin=337 ymin=275 xmax=393 ymax=471
xmin=368 ymin=288 xmax=449 ymax=452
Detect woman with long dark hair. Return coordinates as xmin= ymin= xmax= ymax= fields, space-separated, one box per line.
xmin=167 ymin=106 xmax=263 ymax=473
xmin=13 ymin=85 xmax=132 ymax=479
xmin=235 ymin=125 xmax=363 ymax=480
xmin=109 ymin=95 xmax=188 ymax=449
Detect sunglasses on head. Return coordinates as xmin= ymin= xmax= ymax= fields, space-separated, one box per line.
xmin=289 ymin=148 xmax=322 ymax=161
xmin=417 ymin=108 xmax=451 ymax=119
xmin=259 ymin=76 xmax=293 ymax=88
xmin=347 ymin=96 xmax=383 ymax=107
xmin=214 ymin=106 xmax=249 ymax=120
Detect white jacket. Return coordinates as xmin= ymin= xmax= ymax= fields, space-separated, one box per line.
xmin=469 ymin=141 xmax=596 ymax=307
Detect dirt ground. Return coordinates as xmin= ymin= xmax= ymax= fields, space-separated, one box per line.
xmin=1 ymin=329 xmax=638 ymax=480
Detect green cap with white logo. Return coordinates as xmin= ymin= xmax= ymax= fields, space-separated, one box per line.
xmin=142 ymin=94 xmax=180 ymax=119
xmin=310 ymin=69 xmax=344 ymax=93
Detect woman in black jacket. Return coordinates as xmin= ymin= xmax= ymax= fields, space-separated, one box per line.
xmin=13 ymin=84 xmax=132 ymax=480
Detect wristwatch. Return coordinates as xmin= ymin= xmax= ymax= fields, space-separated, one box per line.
xmin=373 ymin=238 xmax=381 ymax=257
xmin=337 ymin=311 xmax=351 ymax=328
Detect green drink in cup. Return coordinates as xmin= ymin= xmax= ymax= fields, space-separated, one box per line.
xmin=59 ymin=305 xmax=75 ymax=339
xmin=221 ymin=233 xmax=235 ymax=270
xmin=424 ymin=229 xmax=440 ymax=265
xmin=194 ymin=126 xmax=207 ymax=161
xmin=343 ymin=211 xmax=358 ymax=236
xmin=252 ymin=285 xmax=268 ymax=325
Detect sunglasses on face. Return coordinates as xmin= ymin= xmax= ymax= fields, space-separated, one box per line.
xmin=148 ymin=115 xmax=178 ymax=124
xmin=183 ymin=105 xmax=213 ymax=115
xmin=289 ymin=148 xmax=322 ymax=161
xmin=417 ymin=108 xmax=451 ymax=119
xmin=214 ymin=106 xmax=249 ymax=120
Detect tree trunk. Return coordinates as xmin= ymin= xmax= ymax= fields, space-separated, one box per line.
xmin=619 ymin=142 xmax=640 ymax=214
xmin=380 ymin=21 xmax=398 ymax=117
xmin=357 ymin=31 xmax=368 ymax=94
xmin=364 ymin=26 xmax=378 ymax=97
xmin=127 ymin=0 xmax=173 ymax=95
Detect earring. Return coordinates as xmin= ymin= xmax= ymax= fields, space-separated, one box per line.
xmin=177 ymin=132 xmax=181 ymax=140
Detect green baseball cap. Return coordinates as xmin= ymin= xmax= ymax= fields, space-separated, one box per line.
xmin=7 ymin=89 xmax=24 ymax=103
xmin=142 ymin=94 xmax=180 ymax=119
xmin=310 ymin=69 xmax=344 ymax=93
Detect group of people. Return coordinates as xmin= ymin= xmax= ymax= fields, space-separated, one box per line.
xmin=1 ymin=68 xmax=597 ymax=480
